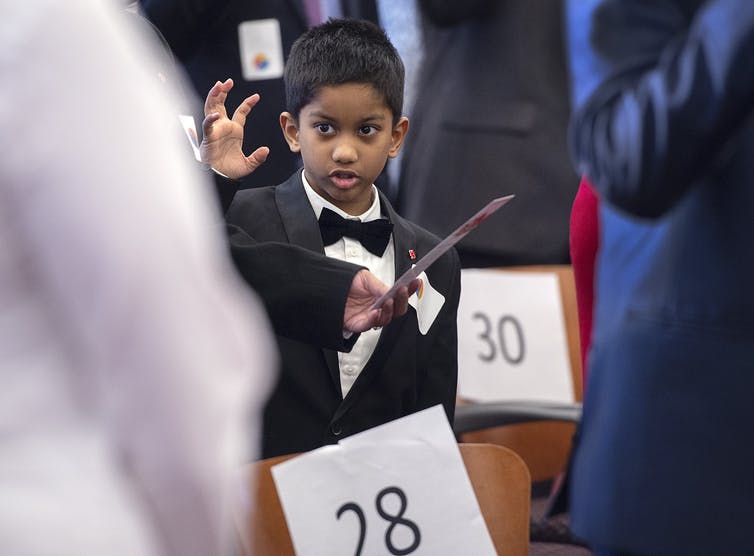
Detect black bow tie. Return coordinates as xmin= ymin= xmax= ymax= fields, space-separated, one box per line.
xmin=318 ymin=207 xmax=393 ymax=257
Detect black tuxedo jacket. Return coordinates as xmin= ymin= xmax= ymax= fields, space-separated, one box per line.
xmin=226 ymin=171 xmax=460 ymax=458
xmin=141 ymin=0 xmax=378 ymax=190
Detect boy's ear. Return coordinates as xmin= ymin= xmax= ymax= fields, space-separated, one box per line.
xmin=388 ymin=116 xmax=409 ymax=159
xmin=279 ymin=112 xmax=301 ymax=153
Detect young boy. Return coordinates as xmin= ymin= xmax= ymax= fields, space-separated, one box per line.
xmin=217 ymin=19 xmax=460 ymax=458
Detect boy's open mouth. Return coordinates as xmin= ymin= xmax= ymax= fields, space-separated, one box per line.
xmin=329 ymin=170 xmax=359 ymax=189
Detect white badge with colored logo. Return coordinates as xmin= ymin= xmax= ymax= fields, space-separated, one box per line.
xmin=237 ymin=19 xmax=285 ymax=81
xmin=408 ymin=269 xmax=445 ymax=335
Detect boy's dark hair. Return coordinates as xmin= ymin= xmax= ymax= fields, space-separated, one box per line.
xmin=284 ymin=18 xmax=405 ymax=123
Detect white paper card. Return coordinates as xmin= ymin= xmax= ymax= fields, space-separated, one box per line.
xmin=177 ymin=114 xmax=201 ymax=161
xmin=272 ymin=406 xmax=496 ymax=556
xmin=237 ymin=19 xmax=285 ymax=81
xmin=457 ymin=269 xmax=574 ymax=403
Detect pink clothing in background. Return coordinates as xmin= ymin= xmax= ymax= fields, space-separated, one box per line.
xmin=569 ymin=178 xmax=599 ymax=386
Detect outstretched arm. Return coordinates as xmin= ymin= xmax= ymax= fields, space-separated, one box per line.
xmin=228 ymin=229 xmax=418 ymax=350
xmin=200 ymin=78 xmax=269 ymax=180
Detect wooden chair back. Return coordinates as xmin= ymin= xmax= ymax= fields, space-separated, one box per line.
xmin=235 ymin=453 xmax=296 ymax=556
xmin=458 ymin=265 xmax=583 ymax=482
xmin=460 ymin=443 xmax=531 ymax=555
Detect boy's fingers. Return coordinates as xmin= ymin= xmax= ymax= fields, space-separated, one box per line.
xmin=407 ymin=279 xmax=420 ymax=297
xmin=245 ymin=146 xmax=270 ymax=170
xmin=376 ymin=299 xmax=395 ymax=327
xmin=232 ymin=93 xmax=261 ymax=127
xmin=204 ymin=79 xmax=232 ymax=118
xmin=201 ymin=112 xmax=221 ymax=138
xmin=389 ymin=286 xmax=411 ymax=317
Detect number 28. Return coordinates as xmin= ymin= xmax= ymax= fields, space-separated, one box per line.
xmin=336 ymin=486 xmax=421 ymax=556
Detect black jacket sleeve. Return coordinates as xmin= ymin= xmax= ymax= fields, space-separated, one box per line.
xmin=227 ymin=228 xmax=362 ymax=351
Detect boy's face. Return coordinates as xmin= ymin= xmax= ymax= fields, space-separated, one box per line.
xmin=280 ymin=83 xmax=408 ymax=216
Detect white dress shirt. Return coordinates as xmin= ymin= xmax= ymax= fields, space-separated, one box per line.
xmin=302 ymin=173 xmax=395 ymax=397
xmin=0 ymin=2 xmax=274 ymax=554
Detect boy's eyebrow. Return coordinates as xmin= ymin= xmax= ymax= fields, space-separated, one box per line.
xmin=308 ymin=110 xmax=388 ymax=122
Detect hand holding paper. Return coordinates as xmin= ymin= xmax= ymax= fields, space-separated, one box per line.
xmin=371 ymin=195 xmax=515 ymax=310
xmin=344 ymin=270 xmax=418 ymax=333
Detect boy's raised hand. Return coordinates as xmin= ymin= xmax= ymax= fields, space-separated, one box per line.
xmin=200 ymin=78 xmax=269 ymax=180
xmin=344 ymin=270 xmax=420 ymax=333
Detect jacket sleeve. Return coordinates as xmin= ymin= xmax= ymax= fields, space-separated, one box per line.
xmin=227 ymin=227 xmax=363 ymax=352
xmin=215 ymin=181 xmax=363 ymax=351
xmin=568 ymin=0 xmax=754 ymax=218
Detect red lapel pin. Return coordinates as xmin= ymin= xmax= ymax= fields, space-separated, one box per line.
xmin=408 ymin=249 xmax=416 ymax=260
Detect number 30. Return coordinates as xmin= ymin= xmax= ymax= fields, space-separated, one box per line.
xmin=472 ymin=312 xmax=525 ymax=365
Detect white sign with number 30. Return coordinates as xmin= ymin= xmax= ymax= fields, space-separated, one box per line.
xmin=457 ymin=269 xmax=574 ymax=403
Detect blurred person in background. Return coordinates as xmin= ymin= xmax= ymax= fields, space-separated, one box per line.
xmin=0 ymin=1 xmax=275 ymax=554
xmin=566 ymin=0 xmax=754 ymax=553
xmin=398 ymin=0 xmax=578 ymax=268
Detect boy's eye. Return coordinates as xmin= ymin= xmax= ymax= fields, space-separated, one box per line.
xmin=315 ymin=123 xmax=334 ymax=134
xmin=359 ymin=125 xmax=377 ymax=136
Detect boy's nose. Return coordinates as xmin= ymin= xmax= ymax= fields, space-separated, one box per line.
xmin=332 ymin=141 xmax=358 ymax=163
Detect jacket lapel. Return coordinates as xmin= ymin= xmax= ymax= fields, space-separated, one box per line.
xmin=276 ymin=171 xmax=325 ymax=252
xmin=381 ymin=193 xmax=416 ymax=281
xmin=275 ymin=171 xmax=343 ymax=392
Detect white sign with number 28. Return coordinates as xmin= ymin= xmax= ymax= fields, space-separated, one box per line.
xmin=271 ymin=406 xmax=496 ymax=556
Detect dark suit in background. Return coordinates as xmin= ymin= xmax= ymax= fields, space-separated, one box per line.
xmin=398 ymin=0 xmax=578 ymax=267
xmin=140 ymin=0 xmax=379 ymax=189
xmin=567 ymin=0 xmax=754 ymax=553
xmin=226 ymin=171 xmax=460 ymax=458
